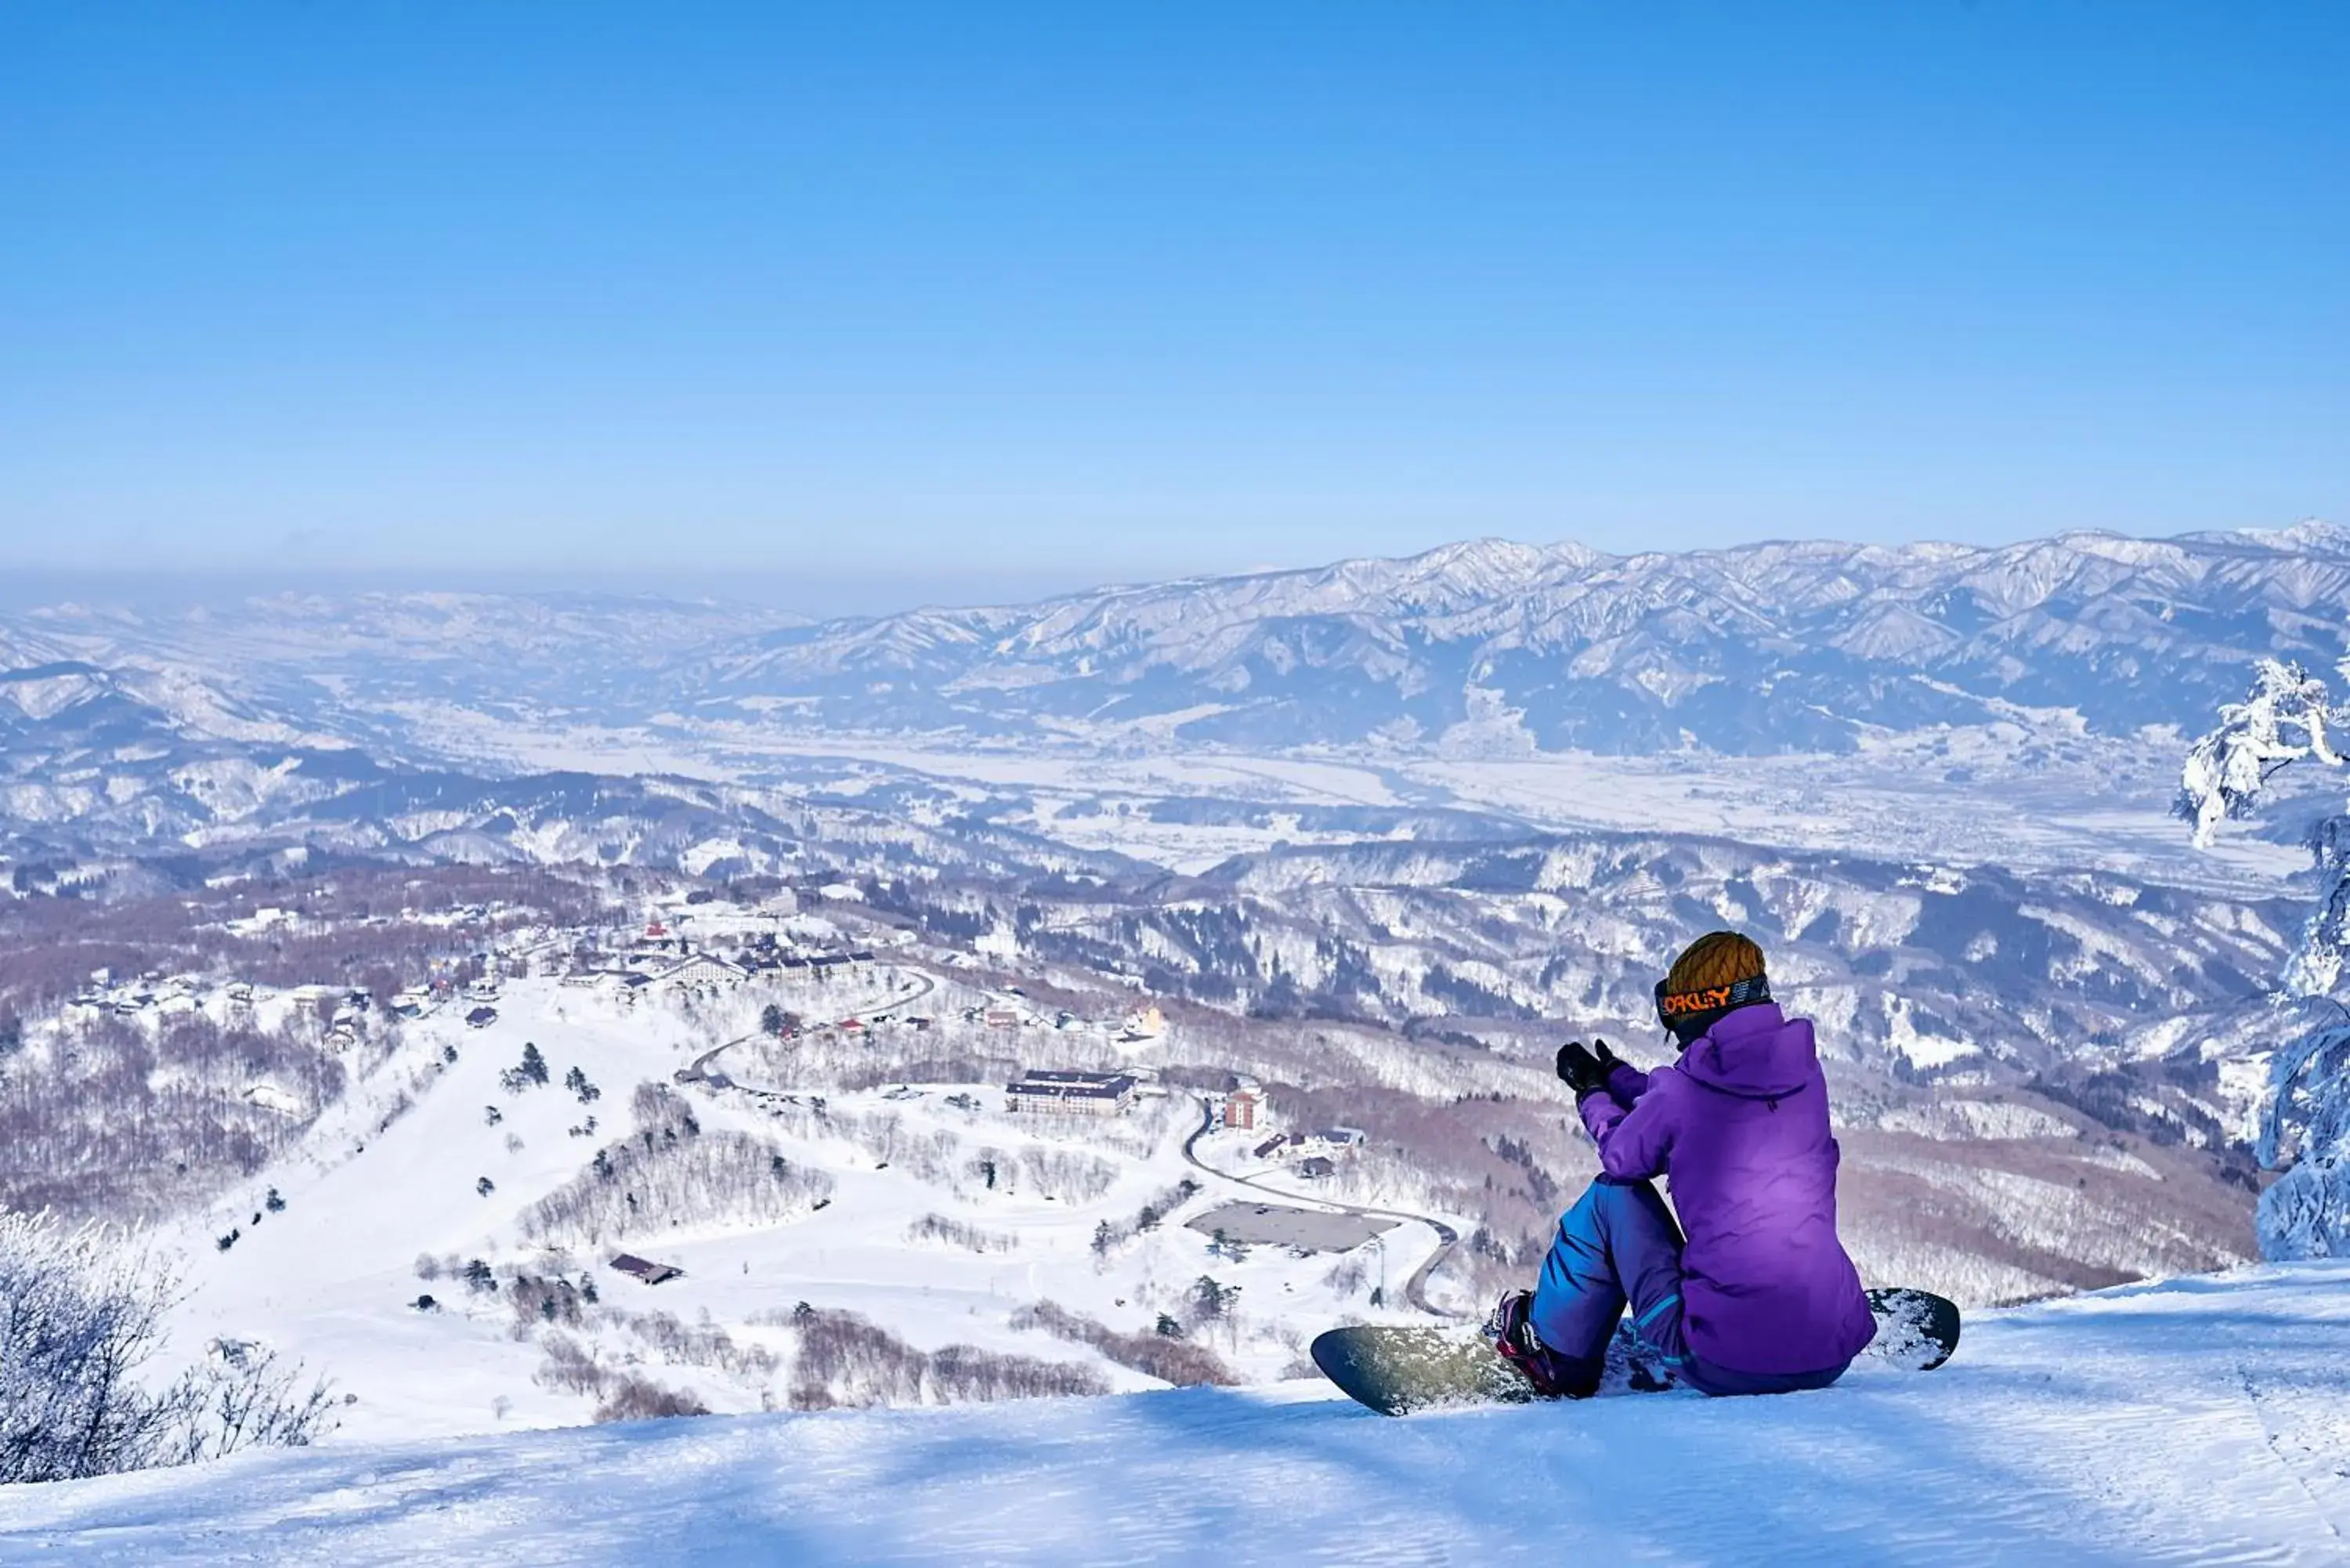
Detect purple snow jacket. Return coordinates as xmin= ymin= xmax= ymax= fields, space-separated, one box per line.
xmin=1578 ymin=1003 xmax=1876 ymax=1376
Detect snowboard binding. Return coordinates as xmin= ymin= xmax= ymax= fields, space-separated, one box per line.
xmin=1488 ymin=1291 xmax=1603 ymax=1400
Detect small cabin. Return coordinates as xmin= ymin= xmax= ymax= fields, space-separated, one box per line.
xmin=609 ymin=1253 xmax=684 ymax=1287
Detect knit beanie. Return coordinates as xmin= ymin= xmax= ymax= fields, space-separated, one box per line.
xmin=1656 ymin=930 xmax=1770 ymax=1042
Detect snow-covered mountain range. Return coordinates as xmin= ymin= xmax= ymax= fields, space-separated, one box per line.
xmin=4 ymin=521 xmax=2343 ymax=884
xmin=702 ymin=521 xmax=2350 ymax=750
xmin=10 ymin=522 xmax=2349 ymax=772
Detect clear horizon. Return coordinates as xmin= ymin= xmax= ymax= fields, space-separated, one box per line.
xmin=7 ymin=516 xmax=2339 ymax=623
xmin=4 ymin=3 xmax=2344 ymax=583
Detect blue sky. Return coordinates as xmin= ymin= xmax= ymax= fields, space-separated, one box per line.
xmin=2 ymin=2 xmax=2343 ymax=602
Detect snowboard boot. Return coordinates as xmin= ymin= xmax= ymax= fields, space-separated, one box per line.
xmin=1488 ymin=1290 xmax=1602 ymax=1400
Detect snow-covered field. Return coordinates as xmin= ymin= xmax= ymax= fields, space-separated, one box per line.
xmin=6 ymin=1263 xmax=2346 ymax=1566
xmin=313 ymin=689 xmax=2316 ymax=889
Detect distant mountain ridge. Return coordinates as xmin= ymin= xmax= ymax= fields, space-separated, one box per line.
xmin=708 ymin=522 xmax=2350 ymax=751
xmin=2 ymin=522 xmax=2346 ymax=877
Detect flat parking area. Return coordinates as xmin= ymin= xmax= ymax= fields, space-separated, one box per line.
xmin=1184 ymin=1201 xmax=1397 ymax=1252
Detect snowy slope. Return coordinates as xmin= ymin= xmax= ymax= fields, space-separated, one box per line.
xmin=157 ymin=972 xmax=1437 ymax=1443
xmin=5 ymin=1263 xmax=2348 ymax=1565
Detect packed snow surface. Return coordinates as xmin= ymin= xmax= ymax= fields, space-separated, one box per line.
xmin=7 ymin=1263 xmax=2348 ymax=1566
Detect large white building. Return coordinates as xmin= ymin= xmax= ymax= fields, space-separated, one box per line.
xmin=1004 ymin=1070 xmax=1137 ymax=1118
xmin=659 ymin=952 xmax=749 ymax=990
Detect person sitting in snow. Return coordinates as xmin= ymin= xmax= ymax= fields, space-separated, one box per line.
xmin=1491 ymin=930 xmax=1876 ymax=1397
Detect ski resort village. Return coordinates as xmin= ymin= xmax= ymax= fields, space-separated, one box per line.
xmin=1 ymin=873 xmax=1467 ymax=1442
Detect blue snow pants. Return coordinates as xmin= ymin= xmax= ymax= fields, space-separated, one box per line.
xmin=1528 ymin=1176 xmax=1852 ymax=1397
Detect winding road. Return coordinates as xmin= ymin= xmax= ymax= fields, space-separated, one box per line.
xmin=675 ymin=967 xmax=938 ymax=1087
xmin=1180 ymin=1100 xmax=1468 ymax=1321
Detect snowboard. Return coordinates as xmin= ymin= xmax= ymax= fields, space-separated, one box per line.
xmin=1311 ymin=1287 xmax=1961 ymax=1417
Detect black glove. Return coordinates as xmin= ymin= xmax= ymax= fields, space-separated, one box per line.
xmin=1556 ymin=1040 xmax=1610 ymax=1099
xmin=1592 ymin=1039 xmax=1622 ymax=1077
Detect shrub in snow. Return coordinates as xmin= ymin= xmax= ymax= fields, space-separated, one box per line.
xmin=593 ymin=1375 xmax=710 ymax=1424
xmin=0 ymin=1212 xmax=334 ymax=1483
xmin=907 ymin=1213 xmax=1018 ymax=1254
xmin=519 ymin=1127 xmax=833 ymax=1248
xmin=787 ymin=1307 xmax=1105 ymax=1410
xmin=537 ymin=1326 xmax=746 ymax=1422
xmin=953 ymin=1144 xmax=1117 ymax=1205
xmin=1011 ymin=1301 xmax=1238 ymax=1388
xmin=603 ymin=1308 xmax=779 ymax=1381
xmin=2181 ymin=652 xmax=2350 ymax=1257
xmin=534 ymin=1332 xmax=606 ymax=1397
xmin=506 ymin=1272 xmax=585 ymax=1331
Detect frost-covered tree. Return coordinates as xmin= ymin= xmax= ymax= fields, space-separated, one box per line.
xmin=2180 ymin=653 xmax=2350 ymax=1257
xmin=0 ymin=1212 xmax=333 ymax=1482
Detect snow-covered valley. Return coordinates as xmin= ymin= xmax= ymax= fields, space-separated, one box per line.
xmin=7 ymin=1263 xmax=2348 ymax=1565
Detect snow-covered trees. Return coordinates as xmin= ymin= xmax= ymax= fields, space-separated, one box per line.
xmin=2180 ymin=653 xmax=2350 ymax=1258
xmin=0 ymin=1212 xmax=333 ymax=1483
xmin=499 ymin=1042 xmax=551 ymax=1094
xmin=2180 ymin=659 xmax=2341 ymax=848
xmin=519 ymin=1085 xmax=834 ymax=1248
xmin=786 ymin=1307 xmax=1107 ymax=1410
